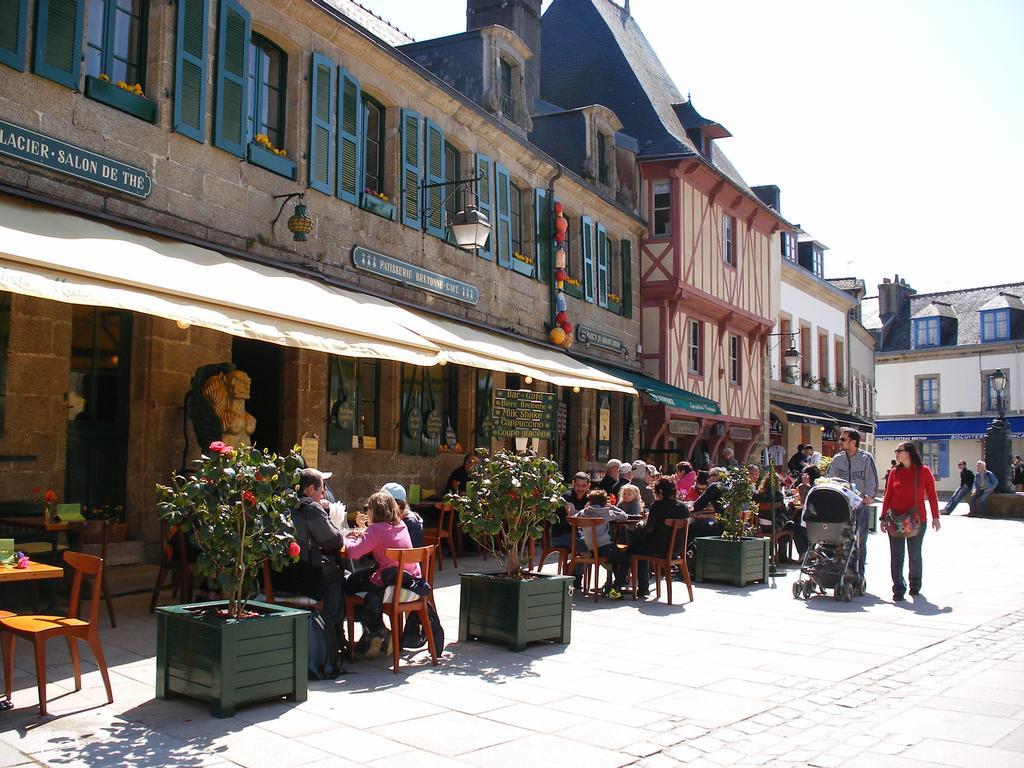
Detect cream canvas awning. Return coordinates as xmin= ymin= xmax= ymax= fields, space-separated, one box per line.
xmin=0 ymin=196 xmax=439 ymax=365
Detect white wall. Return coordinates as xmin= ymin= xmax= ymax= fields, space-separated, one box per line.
xmin=772 ymin=280 xmax=848 ymax=384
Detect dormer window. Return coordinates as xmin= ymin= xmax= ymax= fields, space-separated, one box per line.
xmin=499 ymin=57 xmax=515 ymax=120
xmin=597 ymin=132 xmax=609 ymax=185
xmin=913 ymin=317 xmax=940 ymax=348
xmin=980 ymin=308 xmax=1010 ymax=342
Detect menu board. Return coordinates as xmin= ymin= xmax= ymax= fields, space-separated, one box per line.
xmin=492 ymin=388 xmax=557 ymax=439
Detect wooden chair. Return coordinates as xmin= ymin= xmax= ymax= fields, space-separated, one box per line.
xmin=148 ymin=522 xmax=193 ymax=612
xmin=423 ymin=504 xmax=458 ymax=570
xmin=531 ymin=520 xmax=570 ymax=574
xmin=758 ymin=502 xmax=795 ymax=563
xmin=383 ymin=546 xmax=439 ymax=673
xmin=0 ymin=552 xmax=113 ymax=716
xmin=346 ymin=545 xmax=438 ymax=664
xmin=568 ymin=515 xmax=626 ymax=602
xmin=258 ymin=560 xmax=320 ymax=609
xmin=78 ymin=519 xmax=117 ymax=628
xmin=629 ymin=518 xmax=693 ymax=604
xmin=774 ymin=529 xmax=795 ymax=563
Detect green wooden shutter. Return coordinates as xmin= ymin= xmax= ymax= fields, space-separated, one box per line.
xmin=474 ymin=153 xmax=492 ymax=259
xmin=400 ymin=365 xmax=423 ymax=456
xmin=621 ymin=238 xmax=632 ymax=319
xmin=495 ymin=163 xmax=512 ymax=268
xmin=173 ymin=0 xmax=208 ymax=142
xmin=213 ymin=0 xmax=250 ymax=157
xmin=0 ymin=0 xmax=29 ymax=71
xmin=308 ymin=53 xmax=336 ymax=195
xmin=581 ymin=216 xmax=595 ymax=303
xmin=327 ymin=356 xmax=355 ymax=453
xmin=423 ymin=118 xmax=446 ymax=238
xmin=400 ymin=108 xmax=422 ymax=229
xmin=336 ymin=66 xmax=361 ymax=204
xmin=534 ymin=188 xmax=550 ymax=284
xmin=33 ymin=0 xmax=83 ymax=89
xmin=596 ymin=223 xmax=608 ymax=307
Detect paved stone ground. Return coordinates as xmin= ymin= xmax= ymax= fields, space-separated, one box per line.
xmin=1 ymin=506 xmax=1023 ymax=768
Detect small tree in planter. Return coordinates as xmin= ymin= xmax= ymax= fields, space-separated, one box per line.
xmin=153 ymin=442 xmax=309 ymax=717
xmin=694 ymin=465 xmax=769 ymax=586
xmin=446 ymin=451 xmax=573 ymax=650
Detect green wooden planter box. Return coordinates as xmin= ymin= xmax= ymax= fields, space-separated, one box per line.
xmin=459 ymin=572 xmax=573 ymax=652
xmin=606 ymin=298 xmax=623 ymax=315
xmin=247 ymin=142 xmax=297 ymax=180
xmin=156 ymin=600 xmax=308 ymax=718
xmin=510 ymin=257 xmax=535 ymax=277
xmin=694 ymin=536 xmax=769 ymax=587
xmin=360 ymin=193 xmax=396 ymax=220
xmin=84 ymin=75 xmax=157 ymax=123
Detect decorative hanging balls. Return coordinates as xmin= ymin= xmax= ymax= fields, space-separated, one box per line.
xmin=555 ymin=217 xmax=568 ymax=234
xmin=561 ymin=333 xmax=574 ymax=349
xmin=555 ymin=310 xmax=568 ymax=325
xmin=554 ymin=247 xmax=566 ymax=268
xmin=554 ymin=231 xmax=566 ymax=243
xmin=554 ymin=268 xmax=567 ymax=283
xmin=549 ymin=326 xmax=567 ymax=345
xmin=554 ymin=202 xmax=564 ymax=214
xmin=555 ymin=293 xmax=567 ymax=313
xmin=560 ymin=320 xmax=574 ymax=335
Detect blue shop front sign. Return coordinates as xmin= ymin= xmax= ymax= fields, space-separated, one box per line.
xmin=0 ymin=120 xmax=152 ymax=198
xmin=352 ymin=246 xmax=479 ymax=306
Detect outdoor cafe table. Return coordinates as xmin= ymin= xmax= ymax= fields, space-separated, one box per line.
xmin=3 ymin=516 xmax=75 ymax=561
xmin=0 ymin=560 xmax=64 ymax=711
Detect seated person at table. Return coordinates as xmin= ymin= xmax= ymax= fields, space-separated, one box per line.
xmin=674 ymin=461 xmax=697 ymax=498
xmin=617 ymin=483 xmax=644 ymax=517
xmin=271 ymin=469 xmax=344 ymax=629
xmin=629 ymin=478 xmax=690 ymax=597
xmin=381 ymin=482 xmax=424 ymax=547
xmin=689 ymin=468 xmax=726 ymax=539
xmin=343 ymin=491 xmax=422 ymax=659
xmin=598 ymin=459 xmax=627 ymax=497
xmin=753 ymin=472 xmax=788 ymax=535
xmin=557 ymin=472 xmax=591 ymax=550
xmin=631 ymin=461 xmax=656 ymax=507
xmin=446 ymin=453 xmax=478 ymax=494
xmin=576 ymin=489 xmax=629 ymax=597
xmin=685 ymin=469 xmax=708 ymax=503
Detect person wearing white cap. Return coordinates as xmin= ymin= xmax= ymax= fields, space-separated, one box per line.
xmin=598 ymin=459 xmax=626 ymax=497
xmin=631 ymin=461 xmax=655 ymax=507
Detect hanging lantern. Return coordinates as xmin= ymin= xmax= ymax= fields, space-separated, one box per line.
xmin=287 ymin=203 xmax=315 ymax=242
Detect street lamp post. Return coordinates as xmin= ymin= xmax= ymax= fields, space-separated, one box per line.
xmin=983 ymin=369 xmax=1015 ymax=494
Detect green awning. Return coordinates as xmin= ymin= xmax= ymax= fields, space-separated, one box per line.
xmin=591 ymin=364 xmax=721 ymax=416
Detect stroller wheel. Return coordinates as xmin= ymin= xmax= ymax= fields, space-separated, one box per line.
xmin=843 ymin=583 xmax=854 ymax=602
xmin=802 ymin=582 xmax=815 ymax=599
xmin=859 ymin=578 xmax=867 ymax=595
xmin=792 ymin=581 xmax=803 ymax=599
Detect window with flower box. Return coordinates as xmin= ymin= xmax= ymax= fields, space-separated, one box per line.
xmin=82 ymin=0 xmax=155 ymax=122
xmin=244 ymin=34 xmax=293 ymax=177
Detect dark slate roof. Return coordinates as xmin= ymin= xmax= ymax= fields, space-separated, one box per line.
xmin=879 ymin=281 xmax=1024 ymax=351
xmin=321 ymin=0 xmax=414 ymax=45
xmin=828 ymin=277 xmax=865 ymax=293
xmin=540 ymin=0 xmax=753 ymax=195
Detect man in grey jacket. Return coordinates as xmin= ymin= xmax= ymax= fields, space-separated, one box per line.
xmin=826 ymin=428 xmax=879 ymax=578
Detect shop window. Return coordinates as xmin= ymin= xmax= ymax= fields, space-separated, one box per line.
xmin=916 ymin=375 xmax=939 ymax=415
xmin=400 ymin=365 xmax=450 ymax=457
xmin=919 ymin=441 xmax=948 ymax=479
xmin=85 ymin=0 xmax=146 ymax=86
xmin=688 ymin=319 xmax=704 ymax=376
xmin=728 ymin=334 xmax=741 ymax=385
xmin=327 ymin=356 xmax=379 ymax=452
xmin=33 ymin=0 xmax=84 ymax=89
xmin=722 ymin=214 xmax=737 ymax=267
xmin=652 ymin=180 xmax=671 ymax=237
xmin=0 ymin=292 xmax=10 ymax=432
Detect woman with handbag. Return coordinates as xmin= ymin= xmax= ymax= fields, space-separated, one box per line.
xmin=880 ymin=442 xmax=941 ymax=602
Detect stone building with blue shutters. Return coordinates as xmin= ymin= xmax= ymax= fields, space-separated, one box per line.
xmin=0 ymin=0 xmax=647 ymax=549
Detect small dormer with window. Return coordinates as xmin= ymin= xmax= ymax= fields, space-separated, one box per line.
xmin=911 ymin=301 xmax=957 ymax=348
xmin=978 ymin=292 xmax=1024 ymax=343
xmin=672 ymin=100 xmax=731 ymax=159
xmin=797 ymin=235 xmax=827 ymax=278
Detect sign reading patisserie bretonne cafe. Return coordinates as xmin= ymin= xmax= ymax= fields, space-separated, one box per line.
xmin=352 ymin=246 xmax=479 ymax=305
xmin=0 ymin=120 xmax=152 ymax=198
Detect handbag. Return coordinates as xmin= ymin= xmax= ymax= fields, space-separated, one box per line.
xmin=882 ymin=469 xmax=922 ymax=539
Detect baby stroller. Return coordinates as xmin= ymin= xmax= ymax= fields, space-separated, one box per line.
xmin=792 ymin=480 xmax=865 ymax=602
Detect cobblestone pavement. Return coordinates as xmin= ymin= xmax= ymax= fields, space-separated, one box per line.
xmin=1 ymin=510 xmax=1022 ymax=767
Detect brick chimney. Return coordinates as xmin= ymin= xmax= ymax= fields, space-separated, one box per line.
xmin=467 ymin=0 xmax=542 ymax=112
xmin=877 ymin=275 xmax=915 ymax=319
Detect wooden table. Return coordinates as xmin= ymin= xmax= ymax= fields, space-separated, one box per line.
xmin=0 ymin=561 xmax=64 ymax=584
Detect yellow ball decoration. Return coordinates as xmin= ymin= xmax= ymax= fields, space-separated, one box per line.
xmin=561 ymin=333 xmax=574 ymax=349
xmin=549 ymin=326 xmax=567 ymax=345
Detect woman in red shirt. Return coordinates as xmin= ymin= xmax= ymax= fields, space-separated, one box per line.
xmin=881 ymin=442 xmax=941 ymax=601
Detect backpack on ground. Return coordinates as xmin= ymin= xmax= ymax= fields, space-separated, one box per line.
xmin=307 ymin=610 xmax=343 ymax=680
xmin=399 ymin=600 xmax=445 ymax=652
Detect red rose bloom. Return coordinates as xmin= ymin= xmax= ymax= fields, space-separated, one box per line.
xmin=43 ymin=490 xmax=58 ymax=504
xmin=288 ymin=541 xmax=301 ymax=558
xmin=242 ymin=490 xmax=256 ymax=506
xmin=209 ymin=440 xmax=226 ymax=453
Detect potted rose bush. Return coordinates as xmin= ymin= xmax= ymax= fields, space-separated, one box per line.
xmin=693 ymin=464 xmax=769 ymax=587
xmin=446 ymin=450 xmax=573 ymax=651
xmin=153 ymin=442 xmax=309 ymax=717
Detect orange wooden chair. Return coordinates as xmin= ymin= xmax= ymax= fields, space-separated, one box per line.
xmin=531 ymin=520 xmax=570 ymax=574
xmin=423 ymin=504 xmax=458 ymax=570
xmin=630 ymin=518 xmax=693 ymax=604
xmin=383 ymin=547 xmax=439 ymax=673
xmin=148 ymin=522 xmax=193 ymax=612
xmin=1 ymin=552 xmax=113 ymax=716
xmin=568 ymin=515 xmax=627 ymax=602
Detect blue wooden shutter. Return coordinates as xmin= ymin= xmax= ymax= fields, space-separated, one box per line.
xmin=423 ymin=118 xmax=446 ymax=237
xmin=213 ymin=0 xmax=250 ymax=157
xmin=33 ymin=0 xmax=83 ymax=89
xmin=621 ymin=238 xmax=632 ymax=319
xmin=308 ymin=53 xmax=336 ymax=195
xmin=474 ymin=153 xmax=492 ymax=259
xmin=495 ymin=163 xmax=512 ymax=268
xmin=534 ymin=188 xmax=550 ymax=283
xmin=581 ymin=216 xmax=595 ymax=303
xmin=336 ymin=66 xmax=362 ymax=204
xmin=173 ymin=0 xmax=208 ymax=142
xmin=596 ymin=223 xmax=609 ymax=307
xmin=937 ymin=441 xmax=949 ymax=479
xmin=0 ymin=0 xmax=29 ymax=71
xmin=400 ymin=108 xmax=422 ymax=229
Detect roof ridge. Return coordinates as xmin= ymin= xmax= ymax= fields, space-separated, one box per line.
xmin=345 ymin=0 xmax=414 ymax=42
xmin=909 ymin=280 xmax=1024 ymax=301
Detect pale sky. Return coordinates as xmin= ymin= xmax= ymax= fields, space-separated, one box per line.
xmin=355 ymin=0 xmax=1024 ymax=295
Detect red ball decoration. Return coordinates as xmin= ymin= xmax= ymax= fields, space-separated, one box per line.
xmin=554 ymin=217 xmax=568 ymax=234
xmin=554 ymin=202 xmax=564 ymax=214
xmin=554 ymin=268 xmax=567 ymax=282
xmin=560 ymin=321 xmax=574 ymax=335
xmin=555 ymin=311 xmax=568 ymax=325
xmin=554 ymin=231 xmax=566 ymax=243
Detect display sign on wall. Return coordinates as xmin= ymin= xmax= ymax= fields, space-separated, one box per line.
xmin=352 ymin=246 xmax=479 ymax=305
xmin=668 ymin=419 xmax=700 ymax=436
xmin=0 ymin=120 xmax=152 ymax=197
xmin=492 ymin=388 xmax=557 ymax=439
xmin=576 ymin=325 xmax=628 ymax=356
xmin=596 ymin=392 xmax=611 ymax=463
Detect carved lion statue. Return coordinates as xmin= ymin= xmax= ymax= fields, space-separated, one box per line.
xmin=190 ymin=363 xmax=257 ymax=449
